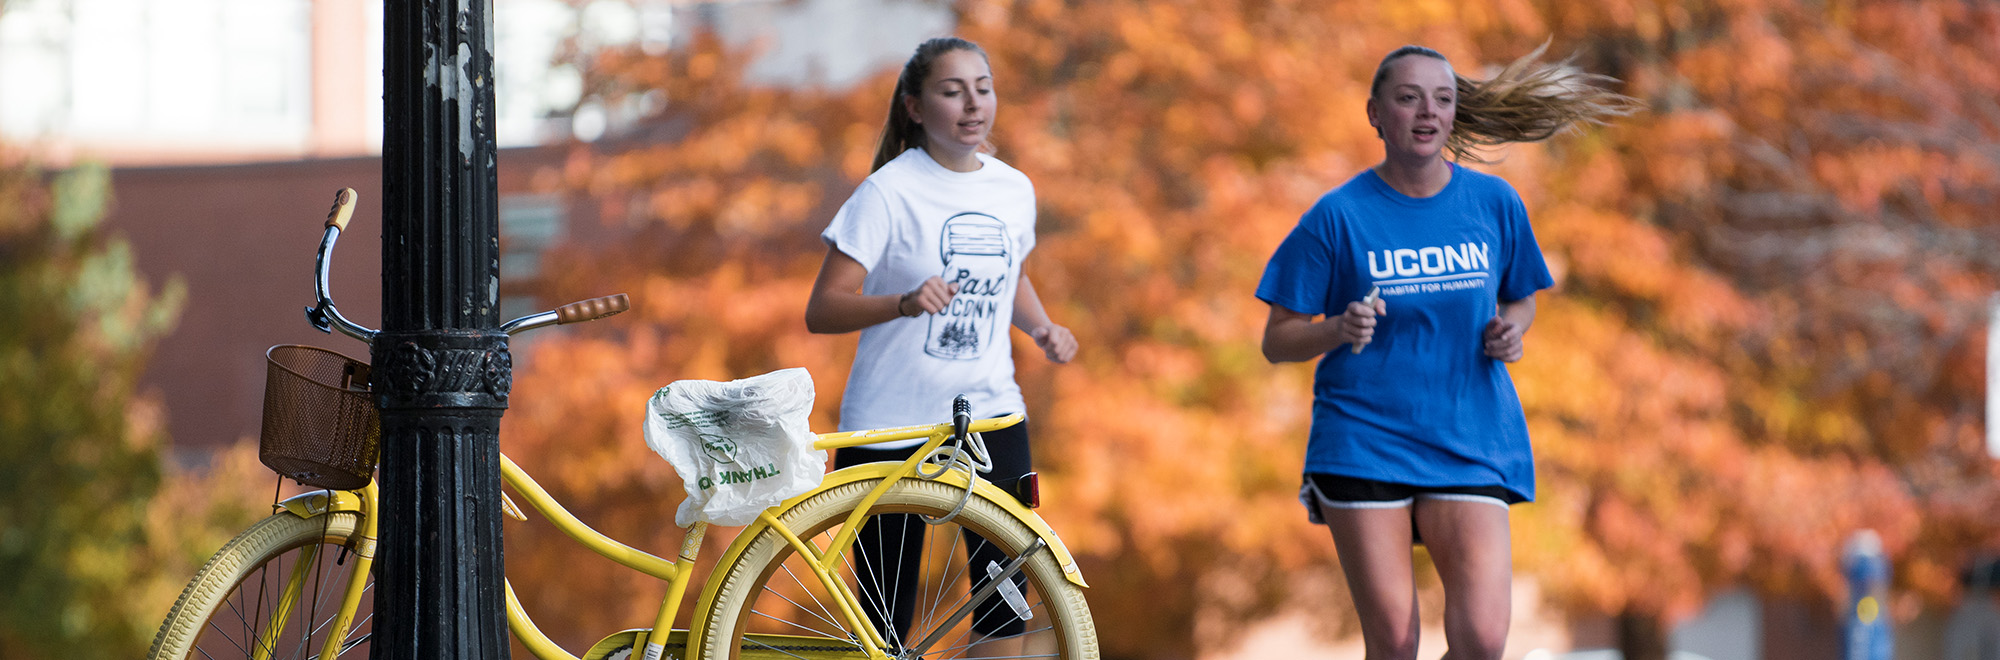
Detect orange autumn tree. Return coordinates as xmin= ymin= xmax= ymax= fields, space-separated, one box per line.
xmin=1507 ymin=1 xmax=2000 ymax=656
xmin=495 ymin=1 xmax=2000 ymax=659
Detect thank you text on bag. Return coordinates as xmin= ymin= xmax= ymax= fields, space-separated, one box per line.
xmin=643 ymin=368 xmax=825 ymax=527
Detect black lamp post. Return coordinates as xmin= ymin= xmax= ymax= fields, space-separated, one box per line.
xmin=370 ymin=0 xmax=510 ymax=657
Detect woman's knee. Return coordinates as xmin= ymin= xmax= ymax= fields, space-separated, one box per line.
xmin=1343 ymin=587 xmax=1420 ymax=660
xmin=1361 ymin=627 xmax=1420 ymax=660
xmin=1442 ymin=609 xmax=1509 ymax=660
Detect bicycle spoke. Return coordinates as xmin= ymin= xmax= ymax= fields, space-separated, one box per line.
xmin=327 ymin=607 xmax=376 ymax=654
xmin=272 ymin=540 xmax=340 ymax=660
xmin=852 ymin=514 xmax=902 ymax=646
xmin=943 ymin=530 xmax=977 ymax=597
xmin=218 ymin=595 xmax=280 ymax=660
xmin=202 ymin=616 xmax=255 ymax=659
xmin=954 ymin=602 xmax=1050 ymax=658
xmin=345 ymin=612 xmax=376 ymax=639
xmin=920 ymin=527 xmax=988 ymax=642
xmin=755 ymin=564 xmax=849 ymax=639
xmin=917 ymin=523 xmax=966 ymax=638
xmin=833 ymin=530 xmax=883 ymax=637
xmin=245 ymin=563 xmax=274 ymax=657
xmin=773 ymin=560 xmax=849 ymax=635
xmin=850 ymin=522 xmax=892 ymax=644
xmin=940 ymin=618 xmax=980 ymax=659
xmin=749 ymin=606 xmax=847 ymax=639
xmin=303 ymin=578 xmax=368 ymax=643
xmin=938 ymin=528 xmax=984 ymax=636
xmin=932 ymin=623 xmax=1059 ymax=660
xmin=295 ymin=539 xmax=329 ymax=660
xmin=738 ymin=637 xmax=821 ymax=660
xmin=217 ymin=583 xmax=274 ymax=658
xmin=311 ymin=631 xmax=371 ymax=660
xmin=889 ymin=513 xmax=912 ymax=645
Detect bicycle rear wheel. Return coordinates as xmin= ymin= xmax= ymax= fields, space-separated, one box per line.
xmin=699 ymin=478 xmax=1096 ymax=660
xmin=148 ymin=510 xmax=373 ymax=659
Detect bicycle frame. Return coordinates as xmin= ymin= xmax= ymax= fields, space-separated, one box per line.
xmin=277 ymin=189 xmax=1084 ymax=660
xmin=284 ymin=411 xmax=1082 ymax=660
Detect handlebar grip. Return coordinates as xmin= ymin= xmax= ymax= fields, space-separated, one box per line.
xmin=555 ymin=293 xmax=630 ymax=324
xmin=324 ymin=188 xmax=358 ymax=231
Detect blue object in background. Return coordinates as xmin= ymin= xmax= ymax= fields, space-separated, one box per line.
xmin=1843 ymin=529 xmax=1893 ymax=660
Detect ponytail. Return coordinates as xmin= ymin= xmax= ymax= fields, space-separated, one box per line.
xmin=871 ymin=37 xmax=991 ymax=172
xmin=1373 ymin=42 xmax=1642 ymax=163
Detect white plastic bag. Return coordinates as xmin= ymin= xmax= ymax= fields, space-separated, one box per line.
xmin=644 ymin=368 xmax=826 ymax=527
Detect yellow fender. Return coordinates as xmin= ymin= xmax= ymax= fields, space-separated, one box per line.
xmin=274 ymin=489 xmax=367 ymax=519
xmin=272 ymin=488 xmax=376 ymax=562
xmin=684 ymin=463 xmax=1087 ymax=657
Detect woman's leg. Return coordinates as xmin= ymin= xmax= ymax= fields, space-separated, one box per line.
xmin=837 ymin=420 xmax=1036 ymax=653
xmin=1412 ymin=498 xmax=1513 ymax=660
xmin=1321 ymin=503 xmax=1422 ymax=660
xmin=834 ymin=445 xmax=924 ymax=644
xmin=965 ymin=423 xmax=1032 ymax=656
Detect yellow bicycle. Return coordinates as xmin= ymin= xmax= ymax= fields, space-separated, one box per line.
xmin=147 ymin=189 xmax=1097 ymax=660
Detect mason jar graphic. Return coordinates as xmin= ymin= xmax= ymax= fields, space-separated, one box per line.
xmin=926 ymin=213 xmax=1012 ymax=360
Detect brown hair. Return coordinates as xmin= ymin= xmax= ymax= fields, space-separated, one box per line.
xmin=871 ymin=37 xmax=993 ymax=172
xmin=1372 ymin=42 xmax=1641 ymax=163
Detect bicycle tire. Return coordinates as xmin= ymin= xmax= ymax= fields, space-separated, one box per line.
xmin=699 ymin=478 xmax=1096 ymax=660
xmin=148 ymin=510 xmax=372 ymax=660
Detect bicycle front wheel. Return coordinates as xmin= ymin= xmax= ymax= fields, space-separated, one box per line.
xmin=699 ymin=477 xmax=1096 ymax=660
xmin=148 ymin=510 xmax=373 ymax=660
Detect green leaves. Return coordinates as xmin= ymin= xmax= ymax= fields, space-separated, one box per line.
xmin=0 ymin=154 xmax=182 ymax=659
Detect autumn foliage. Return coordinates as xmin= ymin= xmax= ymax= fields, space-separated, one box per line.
xmin=491 ymin=1 xmax=2000 ymax=658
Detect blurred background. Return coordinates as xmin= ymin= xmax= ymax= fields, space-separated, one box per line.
xmin=3 ymin=0 xmax=1999 ymax=659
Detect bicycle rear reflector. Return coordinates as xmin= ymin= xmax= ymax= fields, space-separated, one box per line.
xmin=1005 ymin=472 xmax=1041 ymax=509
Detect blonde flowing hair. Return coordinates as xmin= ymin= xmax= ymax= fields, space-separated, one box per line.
xmin=1373 ymin=42 xmax=1642 ymax=163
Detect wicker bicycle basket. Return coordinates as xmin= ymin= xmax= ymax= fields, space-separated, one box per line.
xmin=259 ymin=345 xmax=380 ymax=490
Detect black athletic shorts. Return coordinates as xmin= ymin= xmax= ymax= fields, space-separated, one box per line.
xmin=1299 ymin=472 xmax=1522 ymax=524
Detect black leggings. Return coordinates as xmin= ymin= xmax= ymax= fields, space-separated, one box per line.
xmin=832 ymin=420 xmax=1032 ymax=643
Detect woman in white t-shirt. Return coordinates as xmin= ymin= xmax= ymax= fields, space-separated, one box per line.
xmin=804 ymin=36 xmax=1076 ymax=651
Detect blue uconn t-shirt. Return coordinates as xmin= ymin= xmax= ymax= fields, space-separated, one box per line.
xmin=1256 ymin=164 xmax=1553 ymax=502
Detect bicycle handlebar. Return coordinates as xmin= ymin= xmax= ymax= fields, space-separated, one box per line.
xmin=305 ymin=187 xmax=627 ymax=344
xmin=325 ymin=187 xmax=357 ymax=231
xmin=557 ymin=294 xmax=629 ymax=324
xmin=498 ymin=293 xmax=630 ymax=335
xmin=307 ymin=189 xmax=377 ymax=343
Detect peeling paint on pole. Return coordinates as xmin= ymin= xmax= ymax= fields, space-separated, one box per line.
xmin=458 ymin=41 xmax=474 ymax=162
xmin=1988 ymin=294 xmax=1999 ymax=459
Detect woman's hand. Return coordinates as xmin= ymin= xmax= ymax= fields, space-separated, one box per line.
xmin=1262 ymin=294 xmax=1387 ymax=363
xmin=1482 ymin=295 xmax=1537 ymax=362
xmin=1010 ymin=274 xmax=1077 ymax=364
xmin=1482 ymin=317 xmax=1524 ymax=362
xmin=899 ymin=276 xmax=959 ymax=316
xmin=1338 ymin=296 xmax=1388 ymax=353
xmin=1029 ymin=324 xmax=1077 ymax=363
xmin=807 ymin=246 xmax=957 ymax=334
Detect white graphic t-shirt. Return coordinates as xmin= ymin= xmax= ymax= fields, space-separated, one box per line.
xmin=821 ymin=148 xmax=1037 ymax=445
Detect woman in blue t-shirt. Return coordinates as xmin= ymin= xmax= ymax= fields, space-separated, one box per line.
xmin=1258 ymin=45 xmax=1635 ymax=660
